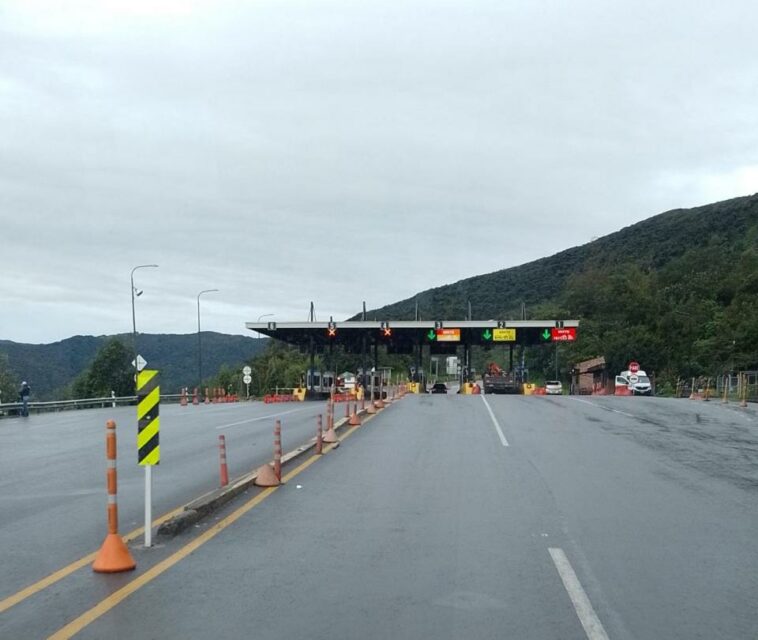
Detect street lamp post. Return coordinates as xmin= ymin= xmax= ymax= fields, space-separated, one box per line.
xmin=129 ymin=263 xmax=158 ymax=549
xmin=130 ymin=264 xmax=159 ymax=368
xmin=257 ymin=313 xmax=274 ymax=338
xmin=197 ymin=289 xmax=220 ymax=389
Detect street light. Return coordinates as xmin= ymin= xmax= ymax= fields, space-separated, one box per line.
xmin=130 ymin=264 xmax=159 ymax=373
xmin=197 ymin=289 xmax=220 ymax=388
xmin=257 ymin=313 xmax=274 ymax=338
xmin=129 ymin=263 xmax=158 ymax=549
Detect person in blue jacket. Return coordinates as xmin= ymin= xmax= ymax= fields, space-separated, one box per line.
xmin=19 ymin=381 xmax=30 ymax=417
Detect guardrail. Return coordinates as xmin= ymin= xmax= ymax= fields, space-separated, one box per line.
xmin=0 ymin=393 xmax=184 ymax=418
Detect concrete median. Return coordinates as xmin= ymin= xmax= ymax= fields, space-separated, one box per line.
xmin=156 ymin=401 xmax=389 ymax=537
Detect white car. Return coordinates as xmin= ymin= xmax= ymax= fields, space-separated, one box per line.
xmin=545 ymin=380 xmax=563 ymax=395
xmin=616 ymin=370 xmax=652 ymax=395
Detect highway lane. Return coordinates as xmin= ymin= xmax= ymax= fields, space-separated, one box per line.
xmin=484 ymin=394 xmax=758 ymax=639
xmin=0 ymin=400 xmax=330 ymax=602
xmin=4 ymin=394 xmax=757 ymax=639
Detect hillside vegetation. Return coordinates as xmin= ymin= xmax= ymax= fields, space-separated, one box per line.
xmin=364 ymin=194 xmax=758 ymax=383
xmin=0 ymin=332 xmax=267 ymax=400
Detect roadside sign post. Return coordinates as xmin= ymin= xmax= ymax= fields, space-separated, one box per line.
xmin=243 ymin=366 xmax=252 ymax=398
xmin=137 ymin=369 xmax=160 ymax=548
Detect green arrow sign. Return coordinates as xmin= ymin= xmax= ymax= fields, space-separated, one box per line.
xmin=482 ymin=329 xmax=492 ymax=341
xmin=427 ymin=329 xmax=436 ymax=341
xmin=541 ymin=329 xmax=551 ymax=341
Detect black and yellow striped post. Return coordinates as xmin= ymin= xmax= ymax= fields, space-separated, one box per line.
xmin=137 ymin=369 xmax=159 ymax=547
xmin=137 ymin=369 xmax=160 ymax=466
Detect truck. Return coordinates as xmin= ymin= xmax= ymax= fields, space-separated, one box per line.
xmin=615 ymin=365 xmax=653 ymax=396
xmin=482 ymin=363 xmax=519 ymax=394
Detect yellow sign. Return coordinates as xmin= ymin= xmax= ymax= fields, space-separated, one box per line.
xmin=137 ymin=369 xmax=160 ymax=466
xmin=493 ymin=328 xmax=516 ymax=342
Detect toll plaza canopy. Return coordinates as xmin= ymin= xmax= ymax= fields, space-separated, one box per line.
xmin=245 ymin=319 xmax=579 ymax=353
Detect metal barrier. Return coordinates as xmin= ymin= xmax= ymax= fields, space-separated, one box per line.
xmin=0 ymin=393 xmax=184 ymax=418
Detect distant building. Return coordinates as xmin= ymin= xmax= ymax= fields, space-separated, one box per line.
xmin=570 ymin=357 xmax=609 ymax=395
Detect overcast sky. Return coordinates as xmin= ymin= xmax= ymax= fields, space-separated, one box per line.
xmin=2 ymin=0 xmax=757 ymax=344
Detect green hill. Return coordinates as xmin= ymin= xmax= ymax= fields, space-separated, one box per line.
xmin=0 ymin=333 xmax=268 ymax=400
xmin=362 ymin=194 xmax=758 ymax=382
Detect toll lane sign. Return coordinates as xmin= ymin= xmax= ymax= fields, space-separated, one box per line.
xmin=493 ymin=328 xmax=516 ymax=342
xmin=436 ymin=328 xmax=460 ymax=342
xmin=551 ymin=327 xmax=577 ymax=342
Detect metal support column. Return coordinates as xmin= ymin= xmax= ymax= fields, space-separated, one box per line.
xmin=308 ymin=336 xmax=315 ymax=399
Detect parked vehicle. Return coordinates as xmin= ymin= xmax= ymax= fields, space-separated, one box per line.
xmin=545 ymin=380 xmax=563 ymax=395
xmin=615 ymin=367 xmax=652 ymax=395
xmin=430 ymin=382 xmax=448 ymax=394
xmin=482 ymin=363 xmax=519 ymax=394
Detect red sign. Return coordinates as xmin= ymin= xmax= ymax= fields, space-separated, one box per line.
xmin=629 ymin=361 xmax=640 ymax=374
xmin=551 ymin=327 xmax=577 ymax=342
xmin=436 ymin=328 xmax=461 ymax=342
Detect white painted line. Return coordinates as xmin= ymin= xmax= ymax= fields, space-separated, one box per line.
xmin=570 ymin=397 xmax=636 ymax=419
xmin=214 ymin=407 xmax=312 ymax=430
xmin=480 ymin=395 xmax=509 ymax=447
xmin=549 ymin=548 xmax=610 ymax=640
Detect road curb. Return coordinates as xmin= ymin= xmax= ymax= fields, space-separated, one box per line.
xmin=156 ymin=404 xmax=385 ymax=538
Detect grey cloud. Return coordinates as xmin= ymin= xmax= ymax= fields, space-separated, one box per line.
xmin=1 ymin=0 xmax=757 ymax=342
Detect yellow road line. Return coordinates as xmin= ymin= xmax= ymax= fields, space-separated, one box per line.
xmin=46 ymin=450 xmax=329 ymax=640
xmin=0 ymin=414 xmax=378 ymax=613
xmin=0 ymin=404 xmax=378 ymax=613
xmin=0 ymin=506 xmax=183 ymax=614
xmin=8 ymin=411 xmax=380 ymax=619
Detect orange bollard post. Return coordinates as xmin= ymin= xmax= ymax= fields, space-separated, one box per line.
xmin=253 ymin=423 xmax=281 ymax=488
xmin=193 ymin=387 xmax=199 ymax=405
xmin=273 ymin=420 xmax=282 ymax=481
xmin=180 ymin=388 xmax=188 ymax=407
xmin=93 ymin=420 xmax=136 ymax=573
xmin=316 ymin=414 xmax=323 ymax=455
xmin=218 ymin=435 xmax=229 ymax=487
xmin=205 ymin=387 xmax=210 ymax=404
xmin=322 ymin=415 xmax=338 ymax=443
xmin=349 ymin=401 xmax=361 ymax=426
xmin=345 ymin=399 xmax=350 ymax=419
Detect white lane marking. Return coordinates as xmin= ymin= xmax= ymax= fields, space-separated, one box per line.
xmin=570 ymin=397 xmax=636 ymax=419
xmin=214 ymin=407 xmax=312 ymax=430
xmin=480 ymin=395 xmax=509 ymax=447
xmin=549 ymin=547 xmax=611 ymax=640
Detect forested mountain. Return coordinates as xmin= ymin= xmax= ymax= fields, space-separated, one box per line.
xmin=0 ymin=332 xmax=267 ymax=400
xmin=362 ymin=194 xmax=758 ymax=384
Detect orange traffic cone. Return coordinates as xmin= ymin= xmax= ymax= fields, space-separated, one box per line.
xmin=322 ymin=426 xmax=338 ymax=443
xmin=93 ymin=420 xmax=135 ymax=573
xmin=254 ymin=463 xmax=280 ymax=487
xmin=366 ymin=402 xmax=377 ymax=414
xmin=93 ymin=534 xmax=136 ymax=573
xmin=349 ymin=403 xmax=361 ymax=426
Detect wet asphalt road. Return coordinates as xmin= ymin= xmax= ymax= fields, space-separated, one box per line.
xmin=0 ymin=400 xmax=330 ymax=601
xmin=2 ymin=394 xmax=757 ymax=639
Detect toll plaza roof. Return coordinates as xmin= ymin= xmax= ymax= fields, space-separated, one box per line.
xmin=245 ymin=319 xmax=580 ymax=353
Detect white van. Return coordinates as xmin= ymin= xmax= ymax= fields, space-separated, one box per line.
xmin=615 ymin=369 xmax=652 ymax=395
